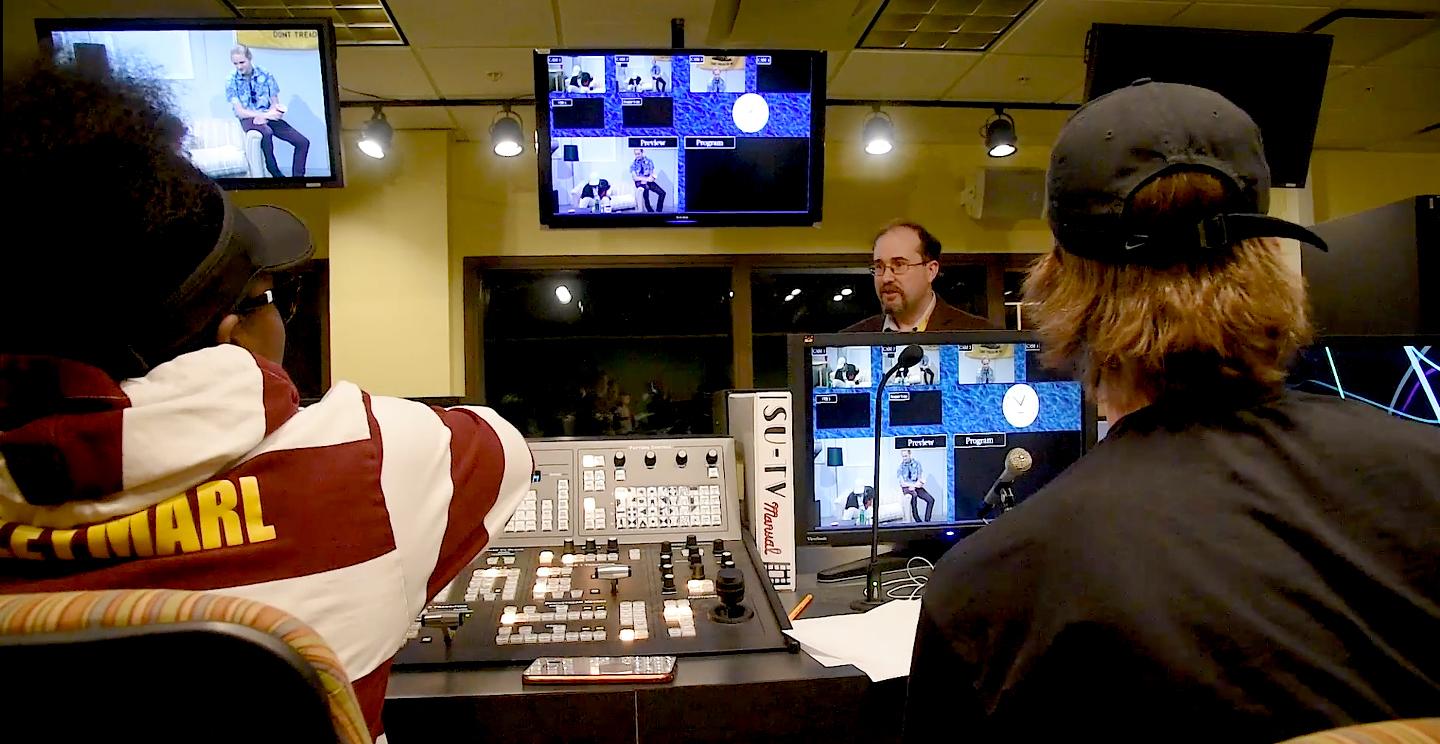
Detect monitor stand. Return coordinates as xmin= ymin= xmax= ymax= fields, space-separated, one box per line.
xmin=816 ymin=539 xmax=954 ymax=583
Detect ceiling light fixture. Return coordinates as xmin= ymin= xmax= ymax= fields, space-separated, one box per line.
xmin=491 ymin=104 xmax=524 ymax=158
xmin=863 ymin=107 xmax=894 ymax=156
xmin=357 ymin=105 xmax=392 ymax=159
xmin=555 ymin=285 xmax=573 ymax=305
xmin=983 ymin=108 xmax=1017 ymax=158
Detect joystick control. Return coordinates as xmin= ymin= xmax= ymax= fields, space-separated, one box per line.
xmin=644 ymin=450 xmax=657 ymax=468
xmin=562 ymin=539 xmax=576 ymax=556
xmin=709 ymin=568 xmax=754 ymax=624
xmin=614 ymin=451 xmax=626 ymax=467
xmin=690 ymin=561 xmax=705 ymax=581
xmin=659 ymin=540 xmax=672 ymax=556
xmin=706 ymin=449 xmax=719 ymax=466
xmin=606 ymin=538 xmax=619 ymax=555
xmin=661 ymin=572 xmax=677 ymax=595
xmin=676 ymin=450 xmax=688 ymax=467
xmin=712 ymin=539 xmax=724 ymax=555
xmin=688 ymin=550 xmax=702 ymax=567
xmin=584 ymin=539 xmax=597 ymax=555
xmin=685 ymin=534 xmax=698 ymax=552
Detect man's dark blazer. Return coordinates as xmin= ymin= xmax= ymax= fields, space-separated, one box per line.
xmin=843 ymin=297 xmax=995 ymax=332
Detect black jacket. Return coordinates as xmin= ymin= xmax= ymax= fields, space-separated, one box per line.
xmin=905 ymin=391 xmax=1440 ymax=742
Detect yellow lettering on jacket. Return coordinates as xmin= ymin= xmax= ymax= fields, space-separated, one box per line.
xmin=196 ymin=480 xmax=244 ymax=549
xmin=239 ymin=477 xmax=276 ymax=544
xmin=154 ymin=495 xmax=202 ymax=556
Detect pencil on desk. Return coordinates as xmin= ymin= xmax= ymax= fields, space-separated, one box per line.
xmin=789 ymin=594 xmax=814 ymax=621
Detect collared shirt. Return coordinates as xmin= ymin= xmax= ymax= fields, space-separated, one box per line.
xmin=882 ymin=291 xmax=938 ymax=332
xmin=708 ymin=76 xmax=726 ymax=93
xmin=898 ymin=458 xmax=923 ymax=485
xmin=630 ymin=156 xmax=655 ymax=178
xmin=226 ymin=66 xmax=279 ymax=113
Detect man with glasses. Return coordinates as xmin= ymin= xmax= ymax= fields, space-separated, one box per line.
xmin=1 ymin=63 xmax=531 ymax=742
xmin=844 ymin=221 xmax=992 ymax=332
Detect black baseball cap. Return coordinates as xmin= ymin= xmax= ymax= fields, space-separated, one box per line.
xmin=135 ymin=184 xmax=314 ymax=364
xmin=1047 ymin=79 xmax=1327 ymax=264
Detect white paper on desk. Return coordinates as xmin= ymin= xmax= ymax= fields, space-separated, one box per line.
xmin=783 ymin=599 xmax=922 ymax=681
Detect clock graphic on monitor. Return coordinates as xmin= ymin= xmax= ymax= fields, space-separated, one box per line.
xmin=1002 ymin=383 xmax=1039 ymax=428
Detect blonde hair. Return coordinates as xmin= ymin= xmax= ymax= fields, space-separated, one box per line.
xmin=1023 ymin=171 xmax=1311 ymax=410
xmin=230 ymin=44 xmax=252 ymax=60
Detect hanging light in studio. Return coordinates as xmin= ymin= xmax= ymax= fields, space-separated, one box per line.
xmin=863 ymin=108 xmax=894 ymax=156
xmin=983 ymin=108 xmax=1017 ymax=158
xmin=358 ymin=105 xmax=392 ymax=159
xmin=491 ymin=104 xmax=524 ymax=157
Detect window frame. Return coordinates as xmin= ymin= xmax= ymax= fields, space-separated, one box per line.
xmin=462 ymin=253 xmax=1035 ymax=403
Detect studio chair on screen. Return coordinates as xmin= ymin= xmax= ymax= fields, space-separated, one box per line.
xmin=1278 ymin=718 xmax=1440 ymax=743
xmin=0 ymin=589 xmax=368 ymax=744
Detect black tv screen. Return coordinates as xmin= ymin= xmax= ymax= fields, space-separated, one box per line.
xmin=1084 ymin=24 xmax=1331 ymax=188
xmin=37 ymin=18 xmax=344 ymax=190
xmin=535 ymin=49 xmax=826 ymax=228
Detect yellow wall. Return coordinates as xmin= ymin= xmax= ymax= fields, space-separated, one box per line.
xmin=447 ymin=139 xmax=1056 ymax=257
xmin=327 ymin=130 xmax=453 ymax=396
xmin=1309 ymin=150 xmax=1440 ymax=223
xmin=245 ymin=136 xmax=1440 ymax=396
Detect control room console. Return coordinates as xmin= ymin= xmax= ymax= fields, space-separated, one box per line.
xmin=395 ymin=437 xmax=794 ymax=668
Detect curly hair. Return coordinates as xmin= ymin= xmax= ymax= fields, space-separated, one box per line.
xmin=1 ymin=62 xmax=222 ymax=377
xmin=1023 ymin=171 xmax=1312 ymax=412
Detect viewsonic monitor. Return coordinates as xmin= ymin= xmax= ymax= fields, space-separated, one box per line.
xmin=791 ymin=331 xmax=1096 ymax=548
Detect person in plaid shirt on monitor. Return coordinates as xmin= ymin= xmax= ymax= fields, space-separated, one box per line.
xmin=227 ymin=43 xmax=310 ymax=178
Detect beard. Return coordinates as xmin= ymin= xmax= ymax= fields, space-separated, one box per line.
xmin=879 ymin=284 xmax=908 ymax=314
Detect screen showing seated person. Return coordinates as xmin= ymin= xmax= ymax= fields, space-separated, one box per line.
xmin=1289 ymin=339 xmax=1439 ymax=427
xmin=45 ymin=26 xmax=336 ymax=184
xmin=538 ymin=51 xmax=821 ymax=225
xmin=809 ymin=343 xmax=1085 ymax=530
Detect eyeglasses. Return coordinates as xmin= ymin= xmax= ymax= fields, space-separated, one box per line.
xmin=235 ymin=277 xmax=303 ymax=323
xmin=869 ymin=260 xmax=930 ymax=277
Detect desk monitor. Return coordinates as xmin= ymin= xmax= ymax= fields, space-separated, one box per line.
xmin=1289 ymin=336 xmax=1439 ymax=427
xmin=790 ymin=332 xmax=1095 ymax=575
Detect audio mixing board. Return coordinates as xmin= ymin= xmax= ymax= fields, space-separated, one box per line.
xmin=394 ymin=437 xmax=795 ymax=668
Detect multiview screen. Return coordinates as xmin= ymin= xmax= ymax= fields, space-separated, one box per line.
xmin=534 ymin=49 xmax=825 ymax=228
xmin=803 ymin=337 xmax=1087 ymax=538
xmin=38 ymin=18 xmax=343 ymax=189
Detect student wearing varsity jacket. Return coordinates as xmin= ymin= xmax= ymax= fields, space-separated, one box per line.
xmin=0 ymin=64 xmax=532 ymax=742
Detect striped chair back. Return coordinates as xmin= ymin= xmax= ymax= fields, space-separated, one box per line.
xmin=0 ymin=589 xmax=369 ymax=743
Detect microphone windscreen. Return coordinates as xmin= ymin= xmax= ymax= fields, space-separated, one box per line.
xmin=897 ymin=344 xmax=924 ymax=368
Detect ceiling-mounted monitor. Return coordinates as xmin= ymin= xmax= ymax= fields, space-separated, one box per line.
xmin=1084 ymin=24 xmax=1332 ymax=188
xmin=534 ymin=49 xmax=826 ymax=228
xmin=37 ymin=17 xmax=344 ymax=190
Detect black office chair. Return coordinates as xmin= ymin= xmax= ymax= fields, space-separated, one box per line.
xmin=0 ymin=590 xmax=367 ymax=743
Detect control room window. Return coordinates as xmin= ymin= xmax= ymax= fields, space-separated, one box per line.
xmin=749 ymin=263 xmax=991 ymax=389
xmin=751 ymin=269 xmax=872 ymax=389
xmin=480 ymin=268 xmax=734 ymax=438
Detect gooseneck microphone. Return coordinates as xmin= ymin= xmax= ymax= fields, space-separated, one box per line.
xmin=978 ymin=447 xmax=1033 ymax=518
xmin=852 ymin=344 xmax=925 ymax=612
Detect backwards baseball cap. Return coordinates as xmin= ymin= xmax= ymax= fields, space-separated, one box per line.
xmin=1047 ymin=79 xmax=1327 ymax=264
xmin=133 ymin=183 xmax=314 ymax=366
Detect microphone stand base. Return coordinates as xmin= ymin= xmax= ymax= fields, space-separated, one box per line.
xmin=849 ymin=597 xmax=888 ymax=612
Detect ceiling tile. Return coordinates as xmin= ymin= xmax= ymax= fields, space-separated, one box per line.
xmin=1369 ymin=29 xmax=1440 ymax=67
xmin=337 ymin=46 xmax=437 ymax=99
xmin=1319 ymin=16 xmax=1439 ymax=65
xmin=943 ymin=53 xmax=1085 ymax=101
xmin=50 ymin=0 xmax=232 ymax=16
xmin=829 ymin=49 xmax=982 ymax=98
xmin=990 ymin=0 xmax=1189 ymax=57
xmin=1369 ymin=127 xmax=1440 ymax=152
xmin=1168 ymin=3 xmax=1332 ymax=33
xmin=386 ymin=0 xmax=557 ymax=48
xmin=1323 ymin=64 xmax=1440 ymax=111
xmin=414 ymin=47 xmax=534 ymax=98
xmin=557 ymin=0 xmax=714 ymax=47
xmin=339 ymin=105 xmax=454 ymax=131
xmin=722 ymin=0 xmax=883 ymax=48
xmin=1313 ymin=106 xmax=1437 ymax=148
